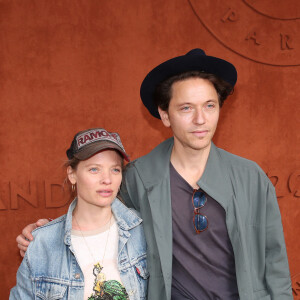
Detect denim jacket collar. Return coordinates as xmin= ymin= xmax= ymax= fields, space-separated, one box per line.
xmin=111 ymin=198 xmax=143 ymax=231
xmin=63 ymin=198 xmax=142 ymax=246
xmin=64 ymin=199 xmax=76 ymax=246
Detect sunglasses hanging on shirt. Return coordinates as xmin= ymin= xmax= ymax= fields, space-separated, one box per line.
xmin=192 ymin=189 xmax=208 ymax=233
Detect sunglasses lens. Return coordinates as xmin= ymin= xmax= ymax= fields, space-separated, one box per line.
xmin=193 ymin=191 xmax=206 ymax=208
xmin=194 ymin=214 xmax=208 ymax=231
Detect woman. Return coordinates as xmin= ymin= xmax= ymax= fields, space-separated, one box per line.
xmin=10 ymin=128 xmax=148 ymax=300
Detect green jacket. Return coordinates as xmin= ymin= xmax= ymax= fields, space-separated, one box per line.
xmin=120 ymin=138 xmax=292 ymax=300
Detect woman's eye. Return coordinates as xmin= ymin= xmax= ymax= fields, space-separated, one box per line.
xmin=112 ymin=168 xmax=121 ymax=174
xmin=89 ymin=167 xmax=98 ymax=173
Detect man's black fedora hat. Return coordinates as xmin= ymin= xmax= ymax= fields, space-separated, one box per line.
xmin=140 ymin=48 xmax=237 ymax=119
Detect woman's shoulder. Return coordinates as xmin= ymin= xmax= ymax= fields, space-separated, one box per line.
xmin=30 ymin=214 xmax=67 ymax=247
xmin=24 ymin=214 xmax=69 ymax=274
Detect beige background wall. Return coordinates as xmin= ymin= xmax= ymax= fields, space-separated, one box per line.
xmin=0 ymin=0 xmax=299 ymax=298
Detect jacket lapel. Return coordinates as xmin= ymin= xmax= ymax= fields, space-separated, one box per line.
xmin=198 ymin=142 xmax=234 ymax=209
xmin=199 ymin=144 xmax=254 ymax=298
xmin=135 ymin=138 xmax=174 ymax=299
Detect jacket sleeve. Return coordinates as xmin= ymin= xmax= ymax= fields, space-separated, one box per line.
xmin=264 ymin=181 xmax=293 ymax=299
xmin=9 ymin=254 xmax=34 ymax=299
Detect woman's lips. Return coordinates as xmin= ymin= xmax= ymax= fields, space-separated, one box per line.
xmin=97 ymin=190 xmax=113 ymax=197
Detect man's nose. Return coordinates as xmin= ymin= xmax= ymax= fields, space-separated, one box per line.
xmin=193 ymin=108 xmax=205 ymax=124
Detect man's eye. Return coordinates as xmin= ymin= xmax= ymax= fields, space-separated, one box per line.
xmin=206 ymin=103 xmax=215 ymax=109
xmin=181 ymin=106 xmax=191 ymax=111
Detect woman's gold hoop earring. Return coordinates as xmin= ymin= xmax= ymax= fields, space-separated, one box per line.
xmin=71 ymin=184 xmax=76 ymax=192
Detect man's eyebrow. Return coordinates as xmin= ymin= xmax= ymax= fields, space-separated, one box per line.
xmin=176 ymin=102 xmax=193 ymax=106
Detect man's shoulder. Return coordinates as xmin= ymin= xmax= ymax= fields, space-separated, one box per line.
xmin=137 ymin=138 xmax=172 ymax=162
xmin=125 ymin=138 xmax=172 ymax=173
xmin=217 ymin=146 xmax=256 ymax=165
xmin=215 ymin=146 xmax=266 ymax=177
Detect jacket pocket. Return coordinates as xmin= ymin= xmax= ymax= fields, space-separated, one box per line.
xmin=133 ymin=259 xmax=149 ymax=299
xmin=35 ymin=281 xmax=67 ymax=300
xmin=135 ymin=259 xmax=150 ymax=280
xmin=121 ymin=258 xmax=149 ymax=299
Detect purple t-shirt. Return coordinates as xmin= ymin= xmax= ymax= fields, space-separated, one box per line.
xmin=170 ymin=163 xmax=239 ymax=300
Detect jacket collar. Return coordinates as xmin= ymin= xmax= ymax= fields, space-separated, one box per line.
xmin=64 ymin=199 xmax=76 ymax=246
xmin=135 ymin=137 xmax=234 ymax=209
xmin=134 ymin=137 xmax=173 ymax=189
xmin=64 ymin=198 xmax=142 ymax=245
xmin=111 ymin=198 xmax=143 ymax=230
xmin=198 ymin=142 xmax=234 ymax=209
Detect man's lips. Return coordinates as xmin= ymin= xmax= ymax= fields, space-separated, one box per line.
xmin=191 ymin=130 xmax=209 ymax=137
xmin=96 ymin=190 xmax=113 ymax=197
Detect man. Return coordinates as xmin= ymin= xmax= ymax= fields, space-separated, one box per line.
xmin=17 ymin=49 xmax=292 ymax=300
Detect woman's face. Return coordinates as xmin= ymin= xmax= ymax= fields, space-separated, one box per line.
xmin=68 ymin=150 xmax=123 ymax=209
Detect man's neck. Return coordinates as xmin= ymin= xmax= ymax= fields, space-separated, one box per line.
xmin=170 ymin=141 xmax=211 ymax=189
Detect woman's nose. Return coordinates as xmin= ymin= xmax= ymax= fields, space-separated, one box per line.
xmin=100 ymin=171 xmax=112 ymax=184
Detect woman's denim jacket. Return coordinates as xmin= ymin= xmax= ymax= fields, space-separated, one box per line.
xmin=10 ymin=198 xmax=149 ymax=300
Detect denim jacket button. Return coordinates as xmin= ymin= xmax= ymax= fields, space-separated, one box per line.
xmin=74 ymin=273 xmax=80 ymax=279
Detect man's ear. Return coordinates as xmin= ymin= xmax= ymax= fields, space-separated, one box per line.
xmin=67 ymin=166 xmax=76 ymax=185
xmin=158 ymin=107 xmax=171 ymax=128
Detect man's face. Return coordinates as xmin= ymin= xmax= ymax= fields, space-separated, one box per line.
xmin=158 ymin=78 xmax=220 ymax=152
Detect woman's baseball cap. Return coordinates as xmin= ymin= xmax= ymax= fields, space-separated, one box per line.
xmin=66 ymin=128 xmax=130 ymax=162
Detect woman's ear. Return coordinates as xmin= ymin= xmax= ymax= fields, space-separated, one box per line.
xmin=67 ymin=166 xmax=76 ymax=185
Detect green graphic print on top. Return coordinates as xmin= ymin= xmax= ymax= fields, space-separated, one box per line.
xmin=88 ymin=263 xmax=129 ymax=300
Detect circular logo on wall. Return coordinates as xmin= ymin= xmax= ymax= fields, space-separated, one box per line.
xmin=188 ymin=0 xmax=300 ymax=66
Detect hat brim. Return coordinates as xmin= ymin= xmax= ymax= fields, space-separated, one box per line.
xmin=73 ymin=141 xmax=130 ymax=162
xmin=140 ymin=49 xmax=237 ymax=119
